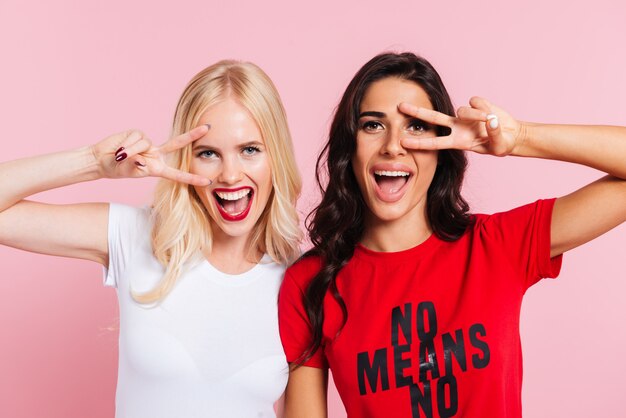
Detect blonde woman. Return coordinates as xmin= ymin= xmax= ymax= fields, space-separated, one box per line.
xmin=0 ymin=61 xmax=301 ymax=417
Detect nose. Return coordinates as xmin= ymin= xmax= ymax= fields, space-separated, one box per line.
xmin=217 ymin=155 xmax=244 ymax=185
xmin=379 ymin=127 xmax=407 ymax=157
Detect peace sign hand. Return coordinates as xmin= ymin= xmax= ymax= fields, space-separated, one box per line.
xmin=91 ymin=125 xmax=211 ymax=186
xmin=399 ymin=97 xmax=524 ymax=157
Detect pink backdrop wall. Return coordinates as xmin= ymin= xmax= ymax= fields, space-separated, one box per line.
xmin=1 ymin=0 xmax=624 ymax=416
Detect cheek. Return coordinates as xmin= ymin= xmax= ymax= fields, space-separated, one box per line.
xmin=414 ymin=151 xmax=438 ymax=171
xmin=352 ymin=139 xmax=371 ymax=174
xmin=189 ymin=159 xmax=208 ymax=175
xmin=246 ymin=157 xmax=272 ymax=189
xmin=350 ymin=155 xmax=364 ymax=184
xmin=413 ymin=152 xmax=439 ymax=189
xmin=192 ymin=185 xmax=213 ymax=209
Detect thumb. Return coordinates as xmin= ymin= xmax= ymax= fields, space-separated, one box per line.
xmin=486 ymin=114 xmax=509 ymax=156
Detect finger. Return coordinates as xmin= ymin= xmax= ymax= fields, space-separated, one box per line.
xmin=469 ymin=137 xmax=491 ymax=155
xmin=114 ymin=130 xmax=145 ymax=162
xmin=457 ymin=106 xmax=488 ymax=122
xmin=159 ymin=124 xmax=210 ymax=154
xmin=398 ymin=103 xmax=453 ymax=127
xmin=122 ymin=137 xmax=152 ymax=160
xmin=400 ymin=135 xmax=457 ymax=151
xmin=133 ymin=159 xmax=147 ymax=169
xmin=160 ymin=165 xmax=212 ymax=187
xmin=469 ymin=96 xmax=493 ymax=113
xmin=485 ymin=114 xmax=509 ymax=156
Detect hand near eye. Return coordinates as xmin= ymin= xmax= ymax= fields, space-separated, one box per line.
xmin=90 ymin=125 xmax=211 ymax=186
xmin=399 ymin=97 xmax=524 ymax=156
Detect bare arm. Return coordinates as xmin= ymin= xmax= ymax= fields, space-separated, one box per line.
xmin=284 ymin=365 xmax=328 ymax=418
xmin=513 ymin=124 xmax=626 ymax=257
xmin=399 ymin=98 xmax=626 ymax=257
xmin=0 ymin=147 xmax=110 ymax=265
xmin=0 ymin=126 xmax=210 ymax=267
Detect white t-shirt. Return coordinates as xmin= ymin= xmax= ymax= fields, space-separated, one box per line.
xmin=104 ymin=203 xmax=288 ymax=418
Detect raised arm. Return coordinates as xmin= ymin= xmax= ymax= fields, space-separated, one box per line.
xmin=0 ymin=126 xmax=210 ymax=266
xmin=512 ymin=123 xmax=626 ymax=256
xmin=398 ymin=97 xmax=626 ymax=257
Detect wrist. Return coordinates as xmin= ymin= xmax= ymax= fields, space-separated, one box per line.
xmin=511 ymin=121 xmax=537 ymax=157
xmin=80 ymin=145 xmax=106 ymax=180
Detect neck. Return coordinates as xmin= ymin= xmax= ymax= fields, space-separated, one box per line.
xmin=205 ymin=228 xmax=261 ymax=275
xmin=360 ymin=204 xmax=432 ymax=252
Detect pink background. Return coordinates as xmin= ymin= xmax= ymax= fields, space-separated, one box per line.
xmin=1 ymin=0 xmax=625 ymax=417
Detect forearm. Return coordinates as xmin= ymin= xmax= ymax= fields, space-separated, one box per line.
xmin=513 ymin=123 xmax=626 ymax=179
xmin=0 ymin=146 xmax=102 ymax=211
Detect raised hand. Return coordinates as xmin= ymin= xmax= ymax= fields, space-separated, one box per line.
xmin=399 ymin=97 xmax=524 ymax=156
xmin=91 ymin=125 xmax=211 ymax=186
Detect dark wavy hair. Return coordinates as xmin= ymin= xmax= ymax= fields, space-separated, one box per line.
xmin=298 ymin=52 xmax=473 ymax=365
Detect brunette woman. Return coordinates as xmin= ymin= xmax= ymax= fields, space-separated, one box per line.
xmin=278 ymin=52 xmax=626 ymax=417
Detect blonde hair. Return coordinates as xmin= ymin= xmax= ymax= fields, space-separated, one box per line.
xmin=132 ymin=60 xmax=302 ymax=304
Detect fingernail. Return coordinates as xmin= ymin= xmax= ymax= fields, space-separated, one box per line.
xmin=134 ymin=161 xmax=145 ymax=167
xmin=115 ymin=147 xmax=125 ymax=155
xmin=487 ymin=114 xmax=499 ymax=129
xmin=205 ymin=124 xmax=211 ymax=130
xmin=115 ymin=152 xmax=127 ymax=162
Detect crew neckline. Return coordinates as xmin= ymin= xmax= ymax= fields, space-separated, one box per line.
xmin=355 ymin=232 xmax=441 ymax=262
xmin=199 ymin=254 xmax=276 ymax=286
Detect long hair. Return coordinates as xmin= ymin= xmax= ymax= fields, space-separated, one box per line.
xmin=132 ymin=60 xmax=302 ymax=304
xmin=299 ymin=52 xmax=472 ymax=363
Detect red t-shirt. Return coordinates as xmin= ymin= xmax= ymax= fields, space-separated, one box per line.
xmin=279 ymin=199 xmax=563 ymax=418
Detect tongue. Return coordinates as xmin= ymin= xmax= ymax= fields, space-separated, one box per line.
xmin=377 ymin=176 xmax=406 ymax=194
xmin=222 ymin=194 xmax=250 ymax=214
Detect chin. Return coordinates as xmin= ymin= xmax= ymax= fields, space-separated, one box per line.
xmin=210 ymin=218 xmax=257 ymax=239
xmin=365 ymin=193 xmax=427 ymax=225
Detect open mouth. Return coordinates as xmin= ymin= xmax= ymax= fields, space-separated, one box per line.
xmin=373 ymin=170 xmax=410 ymax=195
xmin=213 ymin=187 xmax=254 ymax=221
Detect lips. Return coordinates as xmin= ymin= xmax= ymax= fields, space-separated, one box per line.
xmin=371 ymin=164 xmax=413 ymax=203
xmin=213 ymin=186 xmax=254 ymax=221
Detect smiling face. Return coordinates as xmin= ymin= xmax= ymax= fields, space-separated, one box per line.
xmin=352 ymin=77 xmax=439 ymax=229
xmin=191 ymin=98 xmax=272 ymax=243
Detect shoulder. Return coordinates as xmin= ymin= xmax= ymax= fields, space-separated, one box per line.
xmin=109 ymin=202 xmax=151 ymax=220
xmin=470 ymin=199 xmax=556 ymax=233
xmin=284 ymin=254 xmax=323 ymax=290
xmin=108 ymin=203 xmax=152 ymax=230
xmin=107 ymin=203 xmax=153 ymax=249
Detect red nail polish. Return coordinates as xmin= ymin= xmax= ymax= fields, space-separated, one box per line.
xmin=115 ymin=147 xmax=125 ymax=155
xmin=115 ymin=152 xmax=127 ymax=162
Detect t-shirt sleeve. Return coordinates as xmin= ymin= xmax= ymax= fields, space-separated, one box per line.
xmin=103 ymin=203 xmax=148 ymax=288
xmin=480 ymin=198 xmax=563 ymax=290
xmin=278 ymin=269 xmax=328 ymax=369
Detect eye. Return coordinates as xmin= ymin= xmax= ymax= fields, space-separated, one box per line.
xmin=407 ymin=119 xmax=431 ymax=134
xmin=361 ymin=120 xmax=384 ymax=132
xmin=197 ymin=149 xmax=217 ymax=159
xmin=242 ymin=146 xmax=261 ymax=156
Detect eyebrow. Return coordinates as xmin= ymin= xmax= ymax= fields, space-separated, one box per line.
xmin=359 ymin=111 xmax=386 ymax=118
xmin=359 ymin=111 xmax=430 ymax=124
xmin=192 ymin=140 xmax=264 ymax=151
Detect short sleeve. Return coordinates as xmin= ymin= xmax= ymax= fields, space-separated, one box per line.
xmin=103 ymin=203 xmax=150 ymax=288
xmin=278 ymin=269 xmax=328 ymax=369
xmin=479 ymin=198 xmax=563 ymax=289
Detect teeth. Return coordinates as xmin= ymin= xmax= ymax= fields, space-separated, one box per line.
xmin=374 ymin=170 xmax=410 ymax=177
xmin=215 ymin=189 xmax=251 ymax=200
